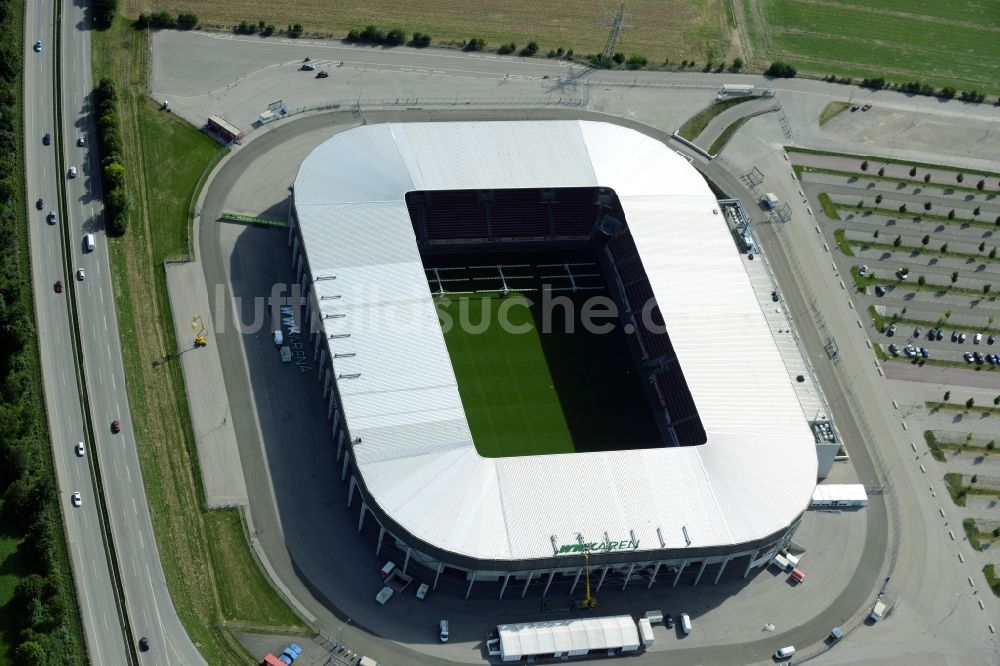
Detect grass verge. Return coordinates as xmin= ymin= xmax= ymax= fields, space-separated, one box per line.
xmin=818 ymin=101 xmax=850 ymax=126
xmin=923 ymin=431 xmax=946 ymax=462
xmin=820 ymin=193 xmax=842 ymax=221
xmin=927 ymin=401 xmax=1000 ymax=416
xmin=985 ymin=565 xmax=1000 ymax=597
xmin=944 ymin=472 xmax=967 ymax=507
xmin=832 ymin=228 xmax=852 ymax=255
xmin=836 ymin=234 xmax=999 ymax=266
xmin=93 ymin=17 xmax=305 ymax=665
xmin=786 ymin=146 xmax=1000 ymax=183
xmin=963 ymin=518 xmax=983 ymax=551
xmin=677 ymin=96 xmax=755 ymax=141
xmin=832 ymin=201 xmax=998 ymax=232
xmin=708 ymin=116 xmax=749 ymax=155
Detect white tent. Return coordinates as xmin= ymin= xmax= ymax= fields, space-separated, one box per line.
xmin=811 ymin=484 xmax=868 ymax=507
xmin=497 ymin=616 xmax=640 ymax=662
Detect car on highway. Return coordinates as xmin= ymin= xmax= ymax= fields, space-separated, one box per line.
xmin=53 ymin=280 xmax=63 ymax=293
xmin=77 ymin=136 xmax=86 ymax=147
xmin=71 ymin=491 xmax=81 ymax=507
xmin=974 ymin=332 xmax=982 ymax=344
xmin=76 ymin=268 xmax=85 ymax=281
xmin=828 ymin=627 xmax=843 ymax=643
xmin=111 ymin=420 xmax=121 ymax=434
xmin=75 ymin=441 xmax=85 ymax=457
xmin=771 ymin=290 xmax=779 ymax=302
xmin=47 ymin=210 xmax=56 ymax=224
xmin=34 ymin=40 xmax=42 ymax=52
xmin=68 ymin=166 xmax=77 ymax=178
xmin=138 ymin=637 xmax=149 ymax=652
xmin=84 ymin=233 xmax=95 ymax=252
xmin=36 ymin=197 xmax=44 ymax=210
xmin=43 ymin=133 xmax=51 ymax=145
xmin=316 ymin=70 xmax=329 ymax=78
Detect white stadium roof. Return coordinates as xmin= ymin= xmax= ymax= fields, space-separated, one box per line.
xmin=293 ymin=120 xmax=818 ymax=562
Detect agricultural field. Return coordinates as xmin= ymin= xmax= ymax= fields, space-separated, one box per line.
xmin=743 ymin=0 xmax=1000 ymax=94
xmin=124 ymin=0 xmax=737 ymax=65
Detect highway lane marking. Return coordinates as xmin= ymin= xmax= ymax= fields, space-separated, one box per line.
xmin=138 ymin=529 xmax=144 ymax=549
xmin=97 ymin=366 xmax=103 ymax=385
xmin=113 ymin=458 xmax=118 ymax=476
xmin=61 ymin=370 xmax=66 ymax=388
xmin=92 ymin=320 xmax=97 ymax=339
xmin=111 ymin=374 xmax=116 ymax=392
xmin=92 ymin=558 xmax=98 ymax=578
xmin=132 ymin=496 xmax=137 ymax=515
xmin=131 ymin=556 xmax=138 ymax=577
xmin=103 ymin=314 xmax=108 ymax=331
xmin=106 ymin=343 xmax=111 ymax=360
xmin=144 ymin=561 xmax=170 ymax=662
xmin=99 ymin=287 xmax=104 ymax=304
xmin=126 ymin=465 xmax=131 ymax=483
xmin=74 ymin=542 xmax=104 ymax=666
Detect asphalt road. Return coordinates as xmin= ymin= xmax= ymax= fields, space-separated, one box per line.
xmin=54 ymin=4 xmax=206 ymax=665
xmin=23 ymin=0 xmax=129 ymax=663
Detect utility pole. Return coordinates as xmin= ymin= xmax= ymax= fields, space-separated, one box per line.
xmin=601 ymin=3 xmax=632 ymax=60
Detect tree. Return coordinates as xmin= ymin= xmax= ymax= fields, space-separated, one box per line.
xmin=385 ymin=28 xmax=406 ymax=46
xmin=984 ymin=284 xmax=992 ymax=295
xmin=873 ymin=229 xmax=880 ymax=239
xmin=857 ymin=199 xmax=864 ymax=208
xmin=93 ymin=0 xmax=117 ymax=29
xmin=978 ymin=179 xmax=986 ymax=191
xmin=980 ymin=241 xmax=987 ymax=252
xmin=940 ymin=242 xmax=949 ymax=253
xmin=995 ymin=396 xmax=1000 ymax=406
xmin=732 ymin=57 xmax=744 ymax=71
xmin=921 ymin=234 xmax=930 ymax=245
xmin=948 ymin=209 xmax=956 ymax=220
xmin=967 ymin=397 xmax=976 ymax=409
xmin=924 ymin=173 xmax=931 ymax=183
xmin=612 ymin=52 xmax=626 ymax=64
xmin=918 ymin=275 xmax=926 ymax=286
xmin=463 ymin=37 xmax=486 ymax=51
xmin=924 ymin=201 xmax=932 ymax=210
xmin=944 ymin=390 xmax=951 ymax=401
xmin=878 ymin=167 xmax=885 ymax=177
xmin=176 ymin=11 xmax=198 ymax=29
xmin=861 ymin=160 xmax=869 ymax=171
xmin=993 ymin=527 xmax=1000 ymax=537
xmin=957 ymin=172 xmax=965 ymax=183
xmin=13 ymin=641 xmax=46 ymax=665
xmin=972 ymin=474 xmax=979 ymax=483
xmin=990 ymin=247 xmax=997 ymax=259
xmin=909 ymin=166 xmax=917 ymax=177
xmin=974 ymin=206 xmax=981 ymax=216
xmin=765 ymin=61 xmax=796 ymax=78
xmin=940 ymin=86 xmax=957 ymax=99
xmin=893 ymin=235 xmax=902 ymax=247
xmin=996 ymin=215 xmax=1000 ymax=225
xmin=899 ymin=203 xmax=908 ymax=213
xmin=875 ymin=193 xmax=883 ymax=204
xmin=951 ymin=271 xmax=959 ymax=284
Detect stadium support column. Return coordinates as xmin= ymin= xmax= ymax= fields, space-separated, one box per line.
xmin=570 ymin=567 xmax=583 ymax=595
xmin=521 ymin=572 xmax=534 ymax=599
xmin=403 ymin=548 xmax=412 ymax=575
xmin=464 ymin=572 xmax=476 ymax=600
xmin=542 ymin=571 xmax=555 ymax=597
xmin=693 ymin=560 xmax=708 ymax=586
xmin=327 ymin=389 xmax=335 ymax=420
xmin=323 ymin=368 xmax=332 ymax=399
xmin=647 ymin=563 xmax=662 ymax=589
xmin=317 ymin=348 xmax=326 ymax=380
xmin=313 ymin=328 xmax=322 ymax=360
xmin=376 ymin=527 xmax=386 ymax=556
xmin=714 ymin=556 xmax=731 ymax=584
xmin=621 ymin=564 xmax=635 ymax=590
xmin=341 ymin=449 xmax=351 ymax=481
xmin=433 ymin=563 xmax=444 ymax=591
xmin=357 ymin=502 xmax=367 ymax=532
xmin=291 ymin=234 xmax=300 ymax=268
xmin=743 ymin=549 xmax=759 ymax=578
xmin=596 ymin=567 xmax=609 ymax=593
xmin=498 ymin=575 xmax=510 ymax=600
xmin=672 ymin=560 xmax=688 ymax=587
xmin=347 ymin=474 xmax=356 ymax=507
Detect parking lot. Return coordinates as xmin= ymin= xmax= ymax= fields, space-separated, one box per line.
xmin=794 ymin=150 xmax=1000 ymax=381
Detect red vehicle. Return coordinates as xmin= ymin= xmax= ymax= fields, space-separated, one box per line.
xmin=54 ymin=280 xmax=63 ymax=293
xmin=789 ymin=568 xmax=805 ymax=584
xmin=111 ymin=420 xmax=121 ymax=434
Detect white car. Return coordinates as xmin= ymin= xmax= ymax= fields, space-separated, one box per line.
xmin=439 ymin=619 xmax=449 ymax=643
xmin=75 ymin=441 xmax=85 ymax=457
xmin=375 ymin=586 xmax=394 ymax=605
xmin=775 ymin=646 xmax=796 ymax=659
xmin=71 ymin=491 xmax=82 ymax=507
xmin=34 ymin=40 xmax=42 ymax=52
xmin=974 ymin=332 xmax=983 ymax=344
xmin=76 ymin=268 xmax=85 ymax=281
xmin=858 ymin=265 xmax=868 ymax=276
xmin=68 ymin=166 xmax=77 ymax=178
xmin=77 ymin=136 xmax=86 ymax=147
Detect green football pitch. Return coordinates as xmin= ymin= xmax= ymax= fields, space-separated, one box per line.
xmin=437 ymin=292 xmax=662 ymax=458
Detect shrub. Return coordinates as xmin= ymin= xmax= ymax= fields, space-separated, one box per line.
xmin=944 ymin=390 xmax=951 ymax=401
xmin=873 ymin=229 xmax=880 ymax=239
xmin=921 ymin=234 xmax=929 ymax=245
xmin=957 ymin=172 xmax=965 ymax=183
xmin=385 ymin=28 xmax=406 ymax=46
xmin=974 ymin=206 xmax=981 ymax=216
xmin=941 ymin=242 xmax=948 ymax=253
xmin=287 ymin=23 xmax=304 ymax=38
xmin=261 ymin=24 xmax=275 ymax=36
xmin=359 ymin=25 xmax=383 ymax=42
xmin=948 ymin=209 xmax=956 ymax=220
xmin=235 ymin=20 xmax=256 ymax=35
xmin=861 ymin=160 xmax=869 ymax=171
xmin=990 ymin=247 xmax=997 ymax=259
xmin=411 ymin=32 xmax=432 ymax=47
xmin=900 ymin=203 xmax=907 ymax=213
xmin=731 ymin=57 xmax=743 ymax=71
xmin=861 ymin=77 xmax=886 ymax=90
xmin=626 ymin=54 xmax=648 ymax=69
xmin=951 ymin=271 xmax=958 ymax=284
xmin=939 ymin=86 xmax=957 ymax=99
xmin=985 ymin=284 xmax=992 ymax=295
xmin=978 ymin=179 xmax=986 ymax=191
xmin=612 ymin=52 xmax=626 ymax=64
xmin=496 ymin=42 xmax=517 ymax=55
xmin=463 ymin=37 xmax=486 ymax=51
xmin=917 ymin=275 xmax=926 ymax=286
xmin=878 ymin=167 xmax=885 ymax=177
xmin=875 ymin=193 xmax=882 ymax=204
xmin=519 ymin=41 xmax=539 ymax=57
xmin=765 ymin=61 xmax=796 ymax=78
xmin=893 ymin=235 xmax=902 ymax=247
xmin=967 ymin=397 xmax=976 ymax=409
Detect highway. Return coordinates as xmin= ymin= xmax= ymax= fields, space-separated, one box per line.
xmin=23 ymin=0 xmax=129 ymax=663
xmin=56 ymin=3 xmax=207 ymax=665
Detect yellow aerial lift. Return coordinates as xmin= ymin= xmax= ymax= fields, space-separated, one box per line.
xmin=581 ymin=550 xmax=597 ymax=609
xmin=192 ymin=315 xmax=207 ymax=348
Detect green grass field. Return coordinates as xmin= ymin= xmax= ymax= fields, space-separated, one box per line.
xmin=745 ymin=0 xmax=1000 ymax=94
xmin=437 ymin=288 xmax=661 ymax=458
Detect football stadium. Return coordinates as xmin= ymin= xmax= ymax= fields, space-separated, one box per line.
xmin=286 ymin=120 xmax=819 ymax=598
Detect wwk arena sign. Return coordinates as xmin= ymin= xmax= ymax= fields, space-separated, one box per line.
xmin=556 ymin=539 xmax=641 ymax=556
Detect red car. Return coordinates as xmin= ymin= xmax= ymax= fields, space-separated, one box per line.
xmin=861 ymin=103 xmax=872 ymax=111
xmin=54 ymin=280 xmax=63 ymax=293
xmin=111 ymin=420 xmax=121 ymax=434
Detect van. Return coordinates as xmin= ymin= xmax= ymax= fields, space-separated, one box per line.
xmin=439 ymin=620 xmax=449 ymax=643
xmin=679 ymin=612 xmax=691 ymax=635
xmin=84 ymin=233 xmax=95 ymax=252
xmin=273 ymin=329 xmax=283 ymax=346
xmin=380 ymin=561 xmax=396 ymax=578
xmin=774 ymin=646 xmax=795 ymax=659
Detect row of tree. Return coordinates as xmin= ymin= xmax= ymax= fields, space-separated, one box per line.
xmin=345 ymin=25 xmax=433 ymax=48
xmin=94 ymin=78 xmax=130 ymax=235
xmin=0 ymin=0 xmax=87 ymax=660
xmin=860 ymin=76 xmax=987 ymax=103
xmin=134 ymin=11 xmax=198 ymax=30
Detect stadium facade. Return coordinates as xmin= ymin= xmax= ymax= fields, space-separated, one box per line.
xmin=285 ymin=120 xmax=819 ymax=598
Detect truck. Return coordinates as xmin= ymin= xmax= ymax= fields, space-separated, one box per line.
xmin=718 ymin=83 xmax=755 ymax=98
xmin=770 ymin=553 xmax=792 ymax=572
xmin=761 ymin=192 xmax=780 ymax=210
xmin=869 ymin=600 xmax=887 ymax=622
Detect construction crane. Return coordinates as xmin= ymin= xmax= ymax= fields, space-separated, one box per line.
xmin=192 ymin=315 xmax=207 ymax=348
xmin=581 ymin=550 xmax=598 ymax=609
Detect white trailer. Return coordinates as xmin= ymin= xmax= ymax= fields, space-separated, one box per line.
xmin=719 ymin=83 xmax=755 ymax=97
xmin=869 ymin=600 xmax=887 ymax=621
xmin=811 ymin=484 xmax=868 ymax=508
xmin=497 ymin=615 xmax=640 ymax=662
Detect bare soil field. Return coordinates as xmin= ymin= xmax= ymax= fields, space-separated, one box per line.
xmin=124 ymin=0 xmax=737 ymax=65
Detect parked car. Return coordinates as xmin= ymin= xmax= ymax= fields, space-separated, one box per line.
xmin=920 ymin=347 xmax=930 ymax=358
xmin=959 ymin=332 xmax=967 ymax=343
xmin=927 ymin=328 xmax=936 ymax=340
xmin=301 ymin=62 xmax=315 ymax=71
xmin=376 ymin=586 xmax=394 ymax=605
xmin=316 ymin=70 xmax=329 ymax=78
xmin=936 ymin=329 xmax=944 ymax=341
xmin=904 ymin=344 xmax=917 ymax=357
xmin=775 ymin=646 xmax=796 ymax=660
xmin=989 ymin=335 xmax=997 ymax=345
xmin=888 ymin=343 xmax=899 ymax=356
xmin=851 ymin=105 xmax=859 ymax=112
xmin=874 ymin=285 xmax=886 ymax=297
xmin=886 ymin=323 xmax=896 ymax=336
xmin=771 ymin=290 xmax=779 ymax=302
xmin=974 ymin=332 xmax=983 ymax=344
xmin=913 ymin=327 xmax=921 ymax=338
xmin=859 ymin=265 xmax=868 ymax=277
xmin=664 ymin=614 xmax=674 ymax=629
xmin=439 ymin=620 xmax=450 ymax=643
xmin=862 ymin=103 xmax=872 ymax=111
xmin=952 ymin=330 xmax=960 ymax=342
xmin=964 ymin=351 xmax=974 ymax=363
xmin=828 ymin=627 xmax=843 ymax=643
xmin=68 ymin=166 xmax=77 ymax=178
